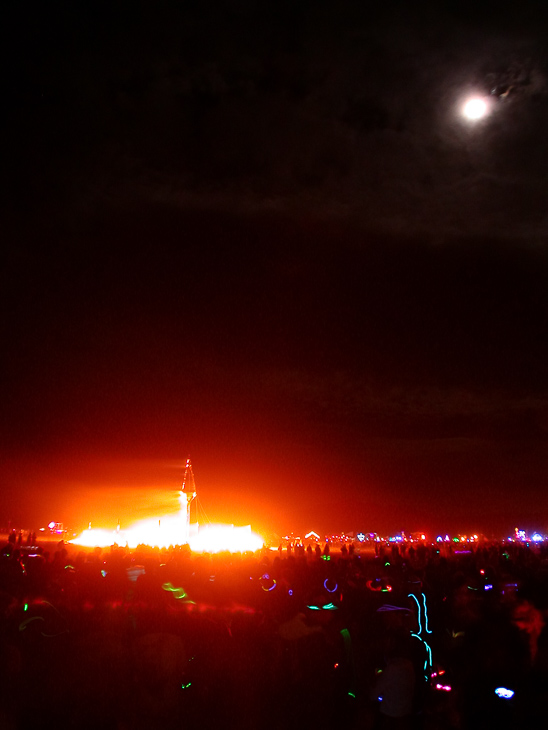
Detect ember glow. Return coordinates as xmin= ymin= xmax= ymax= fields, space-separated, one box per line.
xmin=188 ymin=524 xmax=263 ymax=553
xmin=70 ymin=460 xmax=264 ymax=552
xmin=70 ymin=514 xmax=263 ymax=552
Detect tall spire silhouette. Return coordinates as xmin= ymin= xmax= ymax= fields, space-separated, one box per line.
xmin=181 ymin=456 xmax=197 ymax=544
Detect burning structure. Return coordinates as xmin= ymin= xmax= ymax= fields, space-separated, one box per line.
xmin=181 ymin=457 xmax=197 ymax=544
xmin=70 ymin=458 xmax=264 ymax=552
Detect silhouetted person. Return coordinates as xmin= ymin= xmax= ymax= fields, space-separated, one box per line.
xmin=372 ymin=631 xmax=416 ymax=729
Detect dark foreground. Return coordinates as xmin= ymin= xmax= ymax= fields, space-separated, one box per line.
xmin=0 ymin=539 xmax=547 ymax=729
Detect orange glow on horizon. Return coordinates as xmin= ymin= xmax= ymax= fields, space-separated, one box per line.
xmin=31 ymin=456 xmax=279 ymax=537
xmin=189 ymin=524 xmax=263 ymax=553
xmin=70 ymin=512 xmax=264 ymax=552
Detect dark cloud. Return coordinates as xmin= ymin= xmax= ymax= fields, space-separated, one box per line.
xmin=4 ymin=0 xmax=548 ymax=237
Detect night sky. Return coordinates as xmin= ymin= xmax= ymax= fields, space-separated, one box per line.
xmin=2 ymin=0 xmax=548 ymax=538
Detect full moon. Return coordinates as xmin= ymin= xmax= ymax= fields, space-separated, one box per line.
xmin=462 ymin=97 xmax=489 ymax=120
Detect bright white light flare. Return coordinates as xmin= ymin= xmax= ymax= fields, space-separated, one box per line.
xmin=189 ymin=524 xmax=263 ymax=553
xmin=71 ymin=517 xmax=263 ymax=552
xmin=462 ymin=97 xmax=489 ymax=120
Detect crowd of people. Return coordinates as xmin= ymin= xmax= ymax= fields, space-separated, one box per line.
xmin=0 ymin=534 xmax=547 ymax=729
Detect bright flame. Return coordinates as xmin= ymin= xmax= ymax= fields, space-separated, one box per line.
xmin=71 ymin=516 xmax=263 ymax=552
xmin=189 ymin=524 xmax=263 ymax=553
